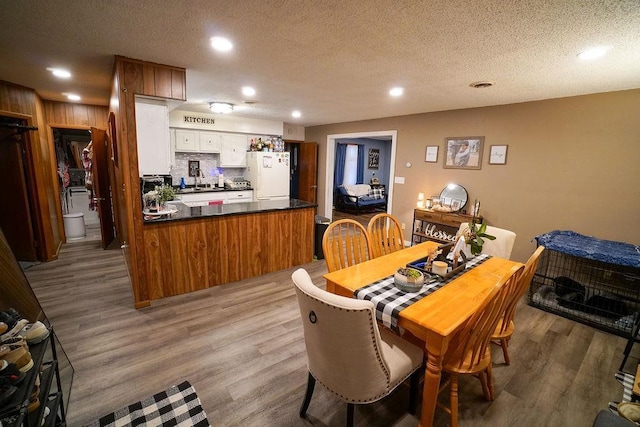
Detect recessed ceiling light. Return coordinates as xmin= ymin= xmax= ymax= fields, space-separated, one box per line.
xmin=577 ymin=46 xmax=609 ymax=60
xmin=47 ymin=67 xmax=71 ymax=78
xmin=469 ymin=81 xmax=494 ymax=89
xmin=210 ymin=36 xmax=233 ymax=52
xmin=209 ymin=102 xmax=234 ymax=114
xmin=389 ymin=87 xmax=404 ymax=97
xmin=242 ymin=86 xmax=256 ymax=96
xmin=291 ymin=111 xmax=301 ymax=118
xmin=66 ymin=94 xmax=81 ymax=101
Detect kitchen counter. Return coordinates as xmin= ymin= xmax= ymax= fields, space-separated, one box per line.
xmin=140 ymin=198 xmax=316 ymax=302
xmin=144 ymin=199 xmax=314 ymax=223
xmin=174 ymin=186 xmax=252 ymax=194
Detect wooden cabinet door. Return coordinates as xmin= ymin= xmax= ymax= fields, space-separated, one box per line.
xmin=199 ymin=131 xmax=221 ymax=153
xmin=220 ymin=134 xmax=248 ymax=167
xmin=175 ymin=129 xmax=199 ymax=152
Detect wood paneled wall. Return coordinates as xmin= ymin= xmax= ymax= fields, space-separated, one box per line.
xmin=111 ymin=56 xmax=187 ymax=307
xmin=143 ymin=208 xmax=315 ymax=300
xmin=43 ymin=101 xmax=108 ymax=128
xmin=0 ymin=81 xmax=57 ymax=260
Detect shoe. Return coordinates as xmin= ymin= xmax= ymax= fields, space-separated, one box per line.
xmin=0 ymin=323 xmax=7 ymax=335
xmin=24 ymin=322 xmax=50 ymax=345
xmin=27 ymin=396 xmax=39 ymax=413
xmin=0 ymin=360 xmax=25 ymax=386
xmin=0 ymin=319 xmax=28 ymax=342
xmin=0 ymin=385 xmax=17 ymax=408
xmin=1 ymin=337 xmax=33 ymax=373
xmin=618 ymin=402 xmax=640 ymax=422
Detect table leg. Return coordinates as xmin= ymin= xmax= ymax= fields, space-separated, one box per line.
xmin=419 ymin=336 xmax=446 ymax=427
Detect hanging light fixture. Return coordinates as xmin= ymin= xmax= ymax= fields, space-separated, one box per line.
xmin=209 ymin=102 xmax=234 ymax=114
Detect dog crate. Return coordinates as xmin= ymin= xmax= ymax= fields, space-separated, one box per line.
xmin=528 ymin=230 xmax=640 ymax=338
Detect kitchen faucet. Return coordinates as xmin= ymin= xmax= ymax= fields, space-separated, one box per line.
xmin=195 ymin=168 xmax=205 ymax=189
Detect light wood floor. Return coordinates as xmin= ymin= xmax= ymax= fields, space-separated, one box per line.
xmin=24 ymin=238 xmax=634 ymax=426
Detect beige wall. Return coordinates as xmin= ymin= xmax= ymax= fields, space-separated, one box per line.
xmin=306 ymin=89 xmax=640 ymax=263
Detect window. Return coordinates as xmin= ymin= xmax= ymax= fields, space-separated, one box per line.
xmin=342 ymin=144 xmax=359 ymax=185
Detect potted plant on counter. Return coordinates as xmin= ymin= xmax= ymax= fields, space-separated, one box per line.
xmin=155 ymin=184 xmax=176 ymax=210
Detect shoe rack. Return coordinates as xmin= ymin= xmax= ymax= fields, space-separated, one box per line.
xmin=0 ymin=328 xmax=68 ymax=427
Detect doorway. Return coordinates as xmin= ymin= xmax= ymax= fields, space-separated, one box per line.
xmin=0 ymin=116 xmax=38 ymax=261
xmin=323 ymin=130 xmax=397 ymax=220
xmin=52 ymin=127 xmax=101 ymax=243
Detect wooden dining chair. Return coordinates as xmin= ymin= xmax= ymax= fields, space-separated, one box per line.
xmin=492 ymin=245 xmax=545 ymax=365
xmin=292 ymin=268 xmax=424 ymax=427
xmin=322 ymin=219 xmax=372 ymax=273
xmin=457 ymin=222 xmax=517 ymax=259
xmin=367 ymin=213 xmax=405 ymax=258
xmin=438 ymin=264 xmax=524 ymax=427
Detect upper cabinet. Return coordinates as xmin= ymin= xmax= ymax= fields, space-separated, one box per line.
xmin=135 ymin=97 xmax=171 ymax=175
xmin=199 ymin=131 xmax=222 ymax=153
xmin=174 ymin=129 xmax=199 ymax=152
xmin=220 ymin=134 xmax=248 ymax=167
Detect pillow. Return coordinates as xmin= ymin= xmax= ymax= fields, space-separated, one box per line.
xmin=368 ymin=187 xmax=385 ymax=199
xmin=343 ymin=184 xmax=371 ymax=197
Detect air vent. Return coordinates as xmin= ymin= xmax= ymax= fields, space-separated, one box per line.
xmin=470 ymin=81 xmax=494 ymax=89
xmin=243 ymin=101 xmax=256 ymax=104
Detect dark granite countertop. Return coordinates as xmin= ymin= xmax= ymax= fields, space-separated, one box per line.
xmin=174 ymin=186 xmax=252 ymax=194
xmin=143 ymin=199 xmax=316 ymax=223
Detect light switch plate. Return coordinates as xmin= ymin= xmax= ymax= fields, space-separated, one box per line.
xmin=394 ymin=176 xmax=405 ymax=184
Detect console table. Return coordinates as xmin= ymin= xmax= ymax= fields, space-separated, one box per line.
xmin=411 ymin=209 xmax=479 ymax=245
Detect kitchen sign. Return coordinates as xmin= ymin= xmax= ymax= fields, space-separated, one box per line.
xmin=183 ymin=115 xmax=215 ymax=125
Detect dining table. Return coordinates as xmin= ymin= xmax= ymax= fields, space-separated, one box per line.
xmin=323 ymin=241 xmax=523 ymax=427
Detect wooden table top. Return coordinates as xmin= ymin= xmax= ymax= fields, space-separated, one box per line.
xmin=323 ymin=241 xmax=523 ymax=338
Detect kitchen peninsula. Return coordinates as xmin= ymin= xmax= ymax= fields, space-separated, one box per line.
xmin=142 ymin=198 xmax=315 ymax=301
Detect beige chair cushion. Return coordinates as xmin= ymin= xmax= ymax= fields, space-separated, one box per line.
xmin=457 ymin=222 xmax=516 ymax=259
xmin=292 ymin=268 xmax=423 ymax=403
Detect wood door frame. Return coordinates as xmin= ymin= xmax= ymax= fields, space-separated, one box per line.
xmin=48 ymin=124 xmax=93 ymax=244
xmin=323 ymin=130 xmax=397 ymax=220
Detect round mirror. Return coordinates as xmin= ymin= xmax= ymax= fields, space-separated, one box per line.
xmin=439 ymin=184 xmax=468 ymax=212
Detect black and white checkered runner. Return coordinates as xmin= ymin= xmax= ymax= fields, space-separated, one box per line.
xmin=354 ymin=254 xmax=490 ymax=328
xmin=89 ymin=380 xmax=209 ymax=427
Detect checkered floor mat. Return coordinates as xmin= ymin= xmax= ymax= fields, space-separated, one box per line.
xmin=87 ymin=380 xmax=209 ymax=427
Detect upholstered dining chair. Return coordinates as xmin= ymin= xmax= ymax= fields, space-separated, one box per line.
xmin=438 ymin=264 xmax=524 ymax=427
xmin=291 ymin=268 xmax=424 ymax=427
xmin=367 ymin=213 xmax=405 ymax=258
xmin=492 ymin=246 xmax=545 ymax=365
xmin=322 ymin=219 xmax=372 ymax=272
xmin=456 ymin=222 xmax=517 ymax=259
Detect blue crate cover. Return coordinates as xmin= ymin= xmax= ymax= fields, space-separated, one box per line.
xmin=536 ymin=230 xmax=640 ymax=268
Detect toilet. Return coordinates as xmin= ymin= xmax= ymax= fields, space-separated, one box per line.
xmin=63 ymin=213 xmax=86 ymax=240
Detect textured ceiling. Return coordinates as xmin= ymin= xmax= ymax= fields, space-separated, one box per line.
xmin=1 ymin=0 xmax=639 ymax=127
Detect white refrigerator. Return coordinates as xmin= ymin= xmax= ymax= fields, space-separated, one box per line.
xmin=245 ymin=152 xmax=290 ymax=201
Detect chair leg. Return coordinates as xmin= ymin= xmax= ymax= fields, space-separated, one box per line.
xmin=478 ymin=371 xmax=490 ymax=401
xmin=409 ymin=368 xmax=421 ymax=415
xmin=501 ymin=338 xmax=511 ymax=365
xmin=299 ymin=372 xmax=316 ymax=418
xmin=346 ymin=403 xmax=354 ymax=427
xmin=450 ymin=374 xmax=459 ymax=427
xmin=486 ymin=363 xmax=495 ymax=401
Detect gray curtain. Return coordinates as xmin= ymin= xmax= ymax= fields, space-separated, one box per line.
xmin=357 ymin=144 xmax=365 ymax=184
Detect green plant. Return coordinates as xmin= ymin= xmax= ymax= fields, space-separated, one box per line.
xmin=155 ymin=184 xmax=176 ymax=203
xmin=462 ymin=220 xmax=496 ymax=255
xmin=397 ymin=267 xmax=422 ymax=279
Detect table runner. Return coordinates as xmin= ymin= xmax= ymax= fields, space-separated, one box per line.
xmin=354 ymin=254 xmax=490 ymax=328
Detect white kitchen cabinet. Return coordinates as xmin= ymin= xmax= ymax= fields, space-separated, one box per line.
xmin=220 ymin=134 xmax=248 ymax=167
xmin=199 ymin=131 xmax=222 ymax=153
xmin=174 ymin=129 xmax=199 ymax=152
xmin=174 ymin=191 xmax=226 ymax=205
xmin=225 ymin=190 xmax=253 ymax=204
xmin=135 ymin=97 xmax=171 ymax=175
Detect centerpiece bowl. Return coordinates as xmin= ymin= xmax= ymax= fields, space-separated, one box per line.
xmin=394 ymin=267 xmax=425 ymax=292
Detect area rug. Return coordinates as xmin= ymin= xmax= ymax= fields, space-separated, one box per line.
xmin=87 ymin=380 xmax=209 ymax=427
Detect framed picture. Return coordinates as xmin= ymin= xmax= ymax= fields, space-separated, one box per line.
xmin=443 ymin=136 xmax=484 ymax=170
xmin=489 ymin=145 xmax=508 ymax=165
xmin=425 ymin=146 xmax=438 ymax=163
xmin=188 ymin=160 xmax=200 ymax=177
xmin=368 ymin=148 xmax=380 ymax=169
